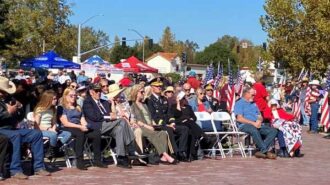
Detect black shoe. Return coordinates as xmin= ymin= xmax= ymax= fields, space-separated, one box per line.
xmin=294 ymin=149 xmax=304 ymax=158
xmin=76 ymin=160 xmax=88 ymax=170
xmin=117 ymin=157 xmax=132 ymax=169
xmin=94 ymin=161 xmax=108 ymax=168
xmin=178 ymin=152 xmax=189 ymax=162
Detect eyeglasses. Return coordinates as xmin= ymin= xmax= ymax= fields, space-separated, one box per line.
xmin=153 ymin=86 xmax=162 ymax=89
xmin=139 ymin=91 xmax=145 ymax=94
xmin=94 ymin=90 xmax=102 ymax=93
xmin=184 ymin=89 xmax=191 ymax=92
xmin=70 ymin=85 xmax=77 ymax=89
xmin=101 ymin=85 xmax=109 ymax=88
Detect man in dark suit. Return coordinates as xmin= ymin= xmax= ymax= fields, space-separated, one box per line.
xmin=83 ymin=84 xmax=137 ymax=168
xmin=204 ymin=84 xmax=220 ymax=112
xmin=146 ymin=77 xmax=189 ymax=161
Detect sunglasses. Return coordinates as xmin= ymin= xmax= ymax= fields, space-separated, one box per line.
xmin=139 ymin=91 xmax=145 ymax=94
xmin=199 ymin=93 xmax=205 ymax=95
xmin=70 ymin=85 xmax=77 ymax=89
xmin=94 ymin=89 xmax=102 ymax=93
xmin=184 ymin=89 xmax=191 ymax=92
xmin=165 ymin=91 xmax=174 ymax=94
xmin=68 ymin=94 xmax=77 ymax=98
xmin=102 ymin=85 xmax=109 ymax=88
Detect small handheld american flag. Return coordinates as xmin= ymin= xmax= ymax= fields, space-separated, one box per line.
xmin=226 ymin=59 xmax=236 ymax=113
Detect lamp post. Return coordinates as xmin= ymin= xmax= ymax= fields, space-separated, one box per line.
xmin=77 ymin=14 xmax=103 ymax=63
xmin=128 ymin=29 xmax=145 ymax=62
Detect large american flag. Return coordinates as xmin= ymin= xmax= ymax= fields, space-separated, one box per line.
xmin=321 ymin=68 xmax=330 ymax=132
xmin=203 ymin=63 xmax=214 ymax=86
xmin=226 ymin=60 xmax=236 ymax=113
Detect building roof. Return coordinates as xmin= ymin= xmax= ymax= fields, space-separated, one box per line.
xmin=146 ymin=52 xmax=178 ymax=62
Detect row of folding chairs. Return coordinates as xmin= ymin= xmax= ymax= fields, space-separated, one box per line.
xmin=194 ymin=111 xmax=254 ymax=158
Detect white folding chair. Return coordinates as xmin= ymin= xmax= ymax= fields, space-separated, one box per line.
xmin=194 ymin=112 xmax=225 ymax=158
xmin=211 ymin=112 xmax=247 ymax=158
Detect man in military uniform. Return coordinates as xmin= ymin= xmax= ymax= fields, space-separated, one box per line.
xmin=146 ymin=77 xmax=189 ymax=161
xmin=204 ymin=84 xmax=220 ymax=112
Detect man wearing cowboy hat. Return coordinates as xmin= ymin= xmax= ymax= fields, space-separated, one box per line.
xmin=307 ymin=79 xmax=321 ymax=134
xmin=0 ymin=77 xmax=50 ymax=179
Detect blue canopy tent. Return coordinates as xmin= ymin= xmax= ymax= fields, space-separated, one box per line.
xmin=20 ymin=51 xmax=80 ymax=69
xmin=83 ymin=55 xmax=108 ymax=65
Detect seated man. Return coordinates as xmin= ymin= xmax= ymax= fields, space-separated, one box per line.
xmin=83 ymin=83 xmax=139 ymax=169
xmin=0 ymin=77 xmax=50 ymax=179
xmin=234 ymin=86 xmax=277 ymax=159
xmin=0 ymin=134 xmax=9 ymax=180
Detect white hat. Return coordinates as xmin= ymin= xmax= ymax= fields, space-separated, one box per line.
xmin=0 ymin=77 xmax=16 ymax=94
xmin=245 ymin=76 xmax=256 ymax=84
xmin=309 ymin=80 xmax=320 ymax=86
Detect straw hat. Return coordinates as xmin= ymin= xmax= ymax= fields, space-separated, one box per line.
xmin=163 ymin=86 xmax=174 ymax=93
xmin=107 ymin=84 xmax=126 ymax=99
xmin=0 ymin=77 xmax=16 ymax=94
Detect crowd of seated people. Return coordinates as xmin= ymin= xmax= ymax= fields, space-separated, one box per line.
xmin=1 ymin=68 xmax=325 ymax=181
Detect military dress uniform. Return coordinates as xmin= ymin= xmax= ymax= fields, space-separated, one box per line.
xmin=146 ymin=78 xmax=189 ymax=159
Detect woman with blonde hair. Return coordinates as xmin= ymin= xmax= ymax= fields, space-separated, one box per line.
xmin=58 ymin=88 xmax=106 ymax=170
xmin=33 ymin=90 xmax=71 ymax=158
xmin=130 ymin=84 xmax=176 ymax=164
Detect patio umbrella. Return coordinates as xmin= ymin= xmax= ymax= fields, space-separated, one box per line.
xmin=20 ymin=50 xmax=80 ymax=69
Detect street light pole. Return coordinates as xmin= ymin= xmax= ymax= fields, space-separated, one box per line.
xmin=77 ymin=14 xmax=103 ymax=63
xmin=128 ymin=29 xmax=145 ymax=62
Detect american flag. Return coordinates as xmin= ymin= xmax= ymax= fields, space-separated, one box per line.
xmin=292 ymin=98 xmax=301 ymax=123
xmin=235 ymin=67 xmax=244 ymax=97
xmin=321 ymin=68 xmax=330 ymax=132
xmin=213 ymin=62 xmax=223 ymax=100
xmin=203 ymin=63 xmax=214 ymax=86
xmin=304 ymin=86 xmax=311 ymax=116
xmin=226 ymin=59 xmax=236 ymax=113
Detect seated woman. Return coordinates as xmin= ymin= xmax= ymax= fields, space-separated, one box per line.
xmin=196 ymin=88 xmax=212 ymax=113
xmin=33 ymin=90 xmax=71 ymax=159
xmin=129 ymin=84 xmax=176 ymax=164
xmin=269 ymin=99 xmax=302 ymax=157
xmin=58 ymin=88 xmax=107 ymax=170
xmin=171 ymin=92 xmax=204 ymax=161
xmin=108 ymin=84 xmax=174 ymax=163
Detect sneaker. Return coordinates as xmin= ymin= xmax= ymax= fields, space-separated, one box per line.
xmin=34 ymin=169 xmax=51 ymax=176
xmin=254 ymin=151 xmax=266 ymax=159
xmin=11 ymin=172 xmax=28 ymax=180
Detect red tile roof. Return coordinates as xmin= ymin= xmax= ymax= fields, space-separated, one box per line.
xmin=146 ymin=52 xmax=178 ymax=62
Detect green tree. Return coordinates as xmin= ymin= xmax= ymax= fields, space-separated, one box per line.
xmin=159 ymin=26 xmax=176 ymax=52
xmin=261 ymin=0 xmax=330 ymax=74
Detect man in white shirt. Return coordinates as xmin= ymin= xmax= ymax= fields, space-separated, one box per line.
xmin=58 ymin=69 xmax=71 ymax=84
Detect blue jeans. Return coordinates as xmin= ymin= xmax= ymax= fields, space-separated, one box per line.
xmin=300 ymin=102 xmax=310 ymax=125
xmin=0 ymin=129 xmax=45 ymax=175
xmin=42 ymin=130 xmax=71 ymax=147
xmin=239 ymin=124 xmax=278 ymax=153
xmin=277 ymin=131 xmax=286 ymax=148
xmin=310 ymin=102 xmax=319 ymax=132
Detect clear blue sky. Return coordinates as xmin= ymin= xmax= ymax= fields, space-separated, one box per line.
xmin=68 ymin=0 xmax=268 ymax=50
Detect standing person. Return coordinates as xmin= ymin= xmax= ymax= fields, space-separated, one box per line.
xmin=146 ymin=77 xmax=189 ymax=161
xmin=307 ymin=80 xmax=321 ymax=134
xmin=0 ymin=135 xmax=9 ymax=180
xmin=77 ymin=70 xmax=88 ymax=85
xmin=69 ymin=70 xmax=77 ymax=82
xmin=58 ymin=88 xmax=107 ymax=170
xmin=186 ymin=71 xmax=200 ymax=90
xmin=15 ymin=69 xmax=26 ymax=80
xmin=234 ymin=86 xmax=277 ymax=159
xmin=33 ymin=90 xmax=71 ymax=159
xmin=58 ymin=70 xmax=71 ymax=85
xmin=119 ymin=73 xmax=133 ymax=87
xmin=0 ymin=77 xmax=50 ymax=179
xmin=253 ymin=72 xmax=272 ymax=121
xmin=299 ymin=77 xmax=310 ymax=126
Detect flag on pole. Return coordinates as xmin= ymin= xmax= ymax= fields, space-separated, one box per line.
xmin=304 ymin=86 xmax=311 ymax=116
xmin=320 ymin=68 xmax=330 ymax=132
xmin=235 ymin=66 xmax=244 ymax=97
xmin=213 ymin=62 xmax=223 ymax=89
xmin=203 ymin=63 xmax=214 ymax=86
xmin=226 ymin=59 xmax=236 ymax=113
xmin=292 ymin=98 xmax=301 ymax=123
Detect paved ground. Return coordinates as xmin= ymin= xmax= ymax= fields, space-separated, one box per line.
xmin=1 ymin=127 xmax=330 ymax=185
